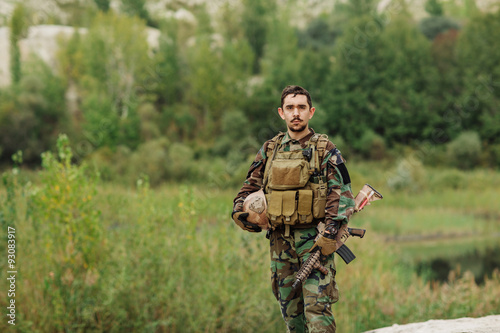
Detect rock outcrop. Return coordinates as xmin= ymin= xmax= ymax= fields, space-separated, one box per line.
xmin=364 ymin=315 xmax=500 ymax=333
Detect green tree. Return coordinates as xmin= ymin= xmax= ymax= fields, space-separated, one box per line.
xmin=241 ymin=0 xmax=277 ymax=73
xmin=9 ymin=4 xmax=28 ymax=86
xmin=93 ymin=0 xmax=110 ymax=12
xmin=183 ymin=7 xmax=254 ymax=142
xmin=324 ymin=13 xmax=439 ymax=150
xmin=149 ymin=20 xmax=183 ymax=107
xmin=81 ymin=12 xmax=151 ymax=147
xmin=455 ymin=9 xmax=500 ymax=143
xmin=121 ymin=0 xmax=156 ymax=27
xmin=418 ymin=16 xmax=460 ymax=40
xmin=246 ymin=10 xmax=302 ymax=138
xmin=425 ymin=0 xmax=444 ymax=16
xmin=0 ymin=60 xmax=68 ymax=163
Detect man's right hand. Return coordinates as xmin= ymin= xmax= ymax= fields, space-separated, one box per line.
xmin=232 ymin=211 xmax=262 ymax=233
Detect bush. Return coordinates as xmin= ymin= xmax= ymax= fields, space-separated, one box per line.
xmin=430 ymin=169 xmax=466 ymax=190
xmin=387 ymin=158 xmax=426 ymax=192
xmin=355 ymin=130 xmax=387 ymax=160
xmin=129 ymin=138 xmax=170 ymax=185
xmin=26 ymin=134 xmax=104 ymax=331
xmin=446 ymin=131 xmax=481 ymax=169
xmin=419 ymin=16 xmax=460 ymax=40
xmin=167 ymin=142 xmax=195 ymax=180
xmin=489 ymin=144 xmax=500 ymax=168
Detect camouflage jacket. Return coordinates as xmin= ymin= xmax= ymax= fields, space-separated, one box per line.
xmin=233 ymin=129 xmax=355 ymax=227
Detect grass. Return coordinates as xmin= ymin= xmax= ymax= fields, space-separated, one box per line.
xmin=0 ymin=151 xmax=499 ymax=332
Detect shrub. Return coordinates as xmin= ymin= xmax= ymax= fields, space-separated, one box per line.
xmin=419 ymin=16 xmax=460 ymax=40
xmin=430 ymin=168 xmax=466 ymax=190
xmin=26 ymin=134 xmax=104 ymax=331
xmin=128 ymin=138 xmax=170 ymax=185
xmin=167 ymin=142 xmax=195 ymax=180
xmin=387 ymin=158 xmax=426 ymax=192
xmin=446 ymin=131 xmax=481 ymax=169
xmin=356 ymin=130 xmax=387 ymax=160
xmin=489 ymin=144 xmax=500 ymax=169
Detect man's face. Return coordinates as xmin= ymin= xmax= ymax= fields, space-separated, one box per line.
xmin=278 ymin=94 xmax=316 ymax=134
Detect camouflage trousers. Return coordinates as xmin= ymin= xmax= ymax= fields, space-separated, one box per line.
xmin=270 ymin=227 xmax=339 ymax=333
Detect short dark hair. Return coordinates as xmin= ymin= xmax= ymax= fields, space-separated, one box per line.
xmin=280 ymin=85 xmax=312 ymax=109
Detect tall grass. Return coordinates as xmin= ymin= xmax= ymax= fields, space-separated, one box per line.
xmin=1 ymin=140 xmax=499 ymax=332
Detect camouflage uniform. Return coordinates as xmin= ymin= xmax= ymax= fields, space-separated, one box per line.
xmin=233 ymin=129 xmax=355 ymax=333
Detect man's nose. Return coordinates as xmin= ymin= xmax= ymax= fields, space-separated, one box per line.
xmin=292 ymin=107 xmax=300 ymax=115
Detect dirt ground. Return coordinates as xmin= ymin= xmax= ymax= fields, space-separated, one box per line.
xmin=364 ymin=315 xmax=500 ymax=333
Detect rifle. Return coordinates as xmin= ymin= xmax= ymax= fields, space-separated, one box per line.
xmin=292 ymin=227 xmax=365 ymax=289
xmin=291 ymin=184 xmax=382 ymax=290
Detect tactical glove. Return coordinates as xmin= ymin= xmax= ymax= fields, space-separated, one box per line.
xmin=232 ymin=211 xmax=262 ymax=233
xmin=309 ymin=233 xmax=337 ymax=257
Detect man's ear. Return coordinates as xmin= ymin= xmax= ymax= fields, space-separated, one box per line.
xmin=278 ymin=107 xmax=286 ymax=120
xmin=308 ymin=107 xmax=316 ymax=119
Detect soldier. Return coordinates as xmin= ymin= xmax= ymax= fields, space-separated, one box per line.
xmin=232 ymin=85 xmax=356 ymax=332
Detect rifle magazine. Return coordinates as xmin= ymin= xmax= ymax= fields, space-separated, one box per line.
xmin=336 ymin=244 xmax=356 ymax=264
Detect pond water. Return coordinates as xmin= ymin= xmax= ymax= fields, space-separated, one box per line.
xmin=416 ymin=246 xmax=500 ymax=284
xmin=396 ymin=235 xmax=500 ymax=285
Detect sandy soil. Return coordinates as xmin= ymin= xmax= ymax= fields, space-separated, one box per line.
xmin=364 ymin=315 xmax=500 ymax=333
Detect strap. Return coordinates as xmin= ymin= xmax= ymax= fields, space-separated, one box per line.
xmin=316 ymin=134 xmax=330 ymax=165
xmin=263 ymin=132 xmax=285 ymax=190
xmin=307 ymin=133 xmax=330 ymax=176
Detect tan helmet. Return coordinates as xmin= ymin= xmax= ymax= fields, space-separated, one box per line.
xmin=243 ymin=189 xmax=269 ymax=230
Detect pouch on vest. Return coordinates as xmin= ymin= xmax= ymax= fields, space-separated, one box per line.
xmin=266 ymin=191 xmax=283 ymax=225
xmin=282 ymin=191 xmax=297 ymax=225
xmin=311 ymin=178 xmax=327 ymax=219
xmin=268 ymin=151 xmax=310 ymax=190
xmin=298 ymin=190 xmax=313 ymax=223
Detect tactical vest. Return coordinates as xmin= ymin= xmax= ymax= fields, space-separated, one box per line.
xmin=263 ymin=132 xmax=331 ymax=229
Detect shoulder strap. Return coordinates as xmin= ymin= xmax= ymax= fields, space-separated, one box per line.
xmin=263 ymin=132 xmax=285 ymax=191
xmin=316 ymin=134 xmax=330 ymax=165
xmin=308 ymin=133 xmax=330 ymax=168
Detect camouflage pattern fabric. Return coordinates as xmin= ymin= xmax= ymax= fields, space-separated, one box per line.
xmin=270 ymin=226 xmax=339 ymax=333
xmin=233 ymin=129 xmax=354 ymax=332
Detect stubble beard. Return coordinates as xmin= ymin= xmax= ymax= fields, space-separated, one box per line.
xmin=288 ymin=123 xmax=307 ymax=132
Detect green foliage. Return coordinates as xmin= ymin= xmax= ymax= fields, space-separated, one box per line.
xmin=0 ymin=60 xmax=68 ymax=163
xmin=489 ymin=144 xmax=500 ymax=168
xmin=387 ymin=158 xmax=426 ymax=192
xmin=128 ymin=138 xmax=170 ymax=184
xmin=81 ymin=92 xmax=119 ymax=149
xmin=121 ymin=0 xmax=156 ymax=27
xmin=356 ymin=129 xmax=387 ymax=160
xmin=23 ymin=134 xmax=104 ymax=331
xmin=4 ymin=1 xmax=500 ymax=169
xmin=150 ymin=21 xmax=183 ymax=106
xmin=241 ymin=0 xmax=276 ymax=73
xmin=30 ymin=134 xmax=102 ymax=267
xmin=325 ymin=13 xmax=439 ymax=149
xmin=418 ymin=16 xmax=460 ymax=40
xmin=338 ymin=0 xmax=378 ymax=18
xmin=456 ymin=9 xmax=500 ymax=144
xmin=93 ymin=0 xmax=110 ymax=12
xmin=9 ymin=4 xmax=28 ymax=85
xmin=57 ymin=11 xmax=152 ymax=151
xmin=446 ymin=131 xmax=482 ymax=169
xmin=425 ymin=0 xmax=444 ymax=16
xmin=184 ymin=34 xmax=254 ymax=140
xmin=3 ymin=156 xmax=500 ymax=332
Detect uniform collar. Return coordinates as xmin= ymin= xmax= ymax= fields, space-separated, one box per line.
xmin=281 ymin=128 xmax=316 ymax=145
